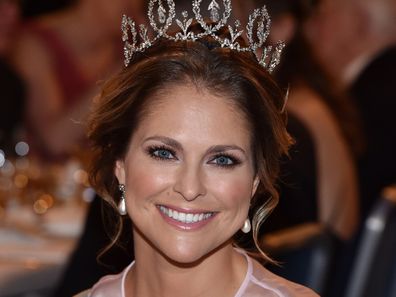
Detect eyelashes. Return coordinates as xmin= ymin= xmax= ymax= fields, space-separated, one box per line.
xmin=208 ymin=154 xmax=241 ymax=168
xmin=146 ymin=145 xmax=177 ymax=161
xmin=145 ymin=145 xmax=242 ymax=168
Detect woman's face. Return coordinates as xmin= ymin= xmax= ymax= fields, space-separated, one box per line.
xmin=115 ymin=83 xmax=259 ymax=264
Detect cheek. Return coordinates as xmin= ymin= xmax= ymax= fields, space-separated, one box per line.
xmin=209 ymin=173 xmax=253 ymax=210
xmin=124 ymin=164 xmax=172 ymax=203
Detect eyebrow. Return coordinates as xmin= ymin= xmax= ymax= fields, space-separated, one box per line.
xmin=206 ymin=145 xmax=246 ymax=155
xmin=144 ymin=136 xmax=246 ymax=155
xmin=143 ymin=136 xmax=183 ymax=151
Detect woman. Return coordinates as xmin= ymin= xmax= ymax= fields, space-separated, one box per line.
xmin=76 ymin=1 xmax=318 ymax=296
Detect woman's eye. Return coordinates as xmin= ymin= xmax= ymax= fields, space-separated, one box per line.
xmin=215 ymin=156 xmax=233 ymax=165
xmin=153 ymin=149 xmax=173 ymax=159
xmin=149 ymin=147 xmax=175 ymax=160
xmin=210 ymin=155 xmax=239 ymax=167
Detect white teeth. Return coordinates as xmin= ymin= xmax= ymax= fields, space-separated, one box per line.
xmin=186 ymin=213 xmax=193 ymax=223
xmin=159 ymin=206 xmax=214 ymax=223
xmin=179 ymin=212 xmax=186 ymax=222
xmin=172 ymin=210 xmax=178 ymax=219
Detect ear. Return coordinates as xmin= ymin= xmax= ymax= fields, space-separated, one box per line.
xmin=251 ymin=175 xmax=260 ymax=198
xmin=114 ymin=160 xmax=126 ymax=185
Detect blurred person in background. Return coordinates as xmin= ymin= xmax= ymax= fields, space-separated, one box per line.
xmin=304 ymin=0 xmax=396 ymax=295
xmin=0 ymin=0 xmax=25 ymax=155
xmin=7 ymin=0 xmax=144 ymax=295
xmin=305 ymin=0 xmax=396 ymax=219
xmin=50 ymin=2 xmax=145 ymax=296
xmin=220 ymin=1 xmax=362 ymax=293
xmin=235 ymin=0 xmax=361 ymax=241
xmin=11 ymin=0 xmax=145 ymax=162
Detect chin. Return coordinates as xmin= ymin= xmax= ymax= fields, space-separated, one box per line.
xmin=161 ymin=247 xmax=213 ymax=267
xmin=160 ymin=240 xmax=229 ymax=267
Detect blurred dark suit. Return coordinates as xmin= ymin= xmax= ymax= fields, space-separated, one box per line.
xmin=351 ymin=47 xmax=396 ymax=218
xmin=326 ymin=47 xmax=396 ymax=297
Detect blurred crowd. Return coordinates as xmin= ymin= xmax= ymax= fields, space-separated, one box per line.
xmin=0 ymin=0 xmax=395 ymax=296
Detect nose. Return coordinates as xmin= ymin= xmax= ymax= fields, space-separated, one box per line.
xmin=173 ymin=164 xmax=206 ymax=201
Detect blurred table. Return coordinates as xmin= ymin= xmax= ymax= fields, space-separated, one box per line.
xmin=0 ymin=149 xmax=93 ymax=296
xmin=0 ymin=204 xmax=87 ymax=297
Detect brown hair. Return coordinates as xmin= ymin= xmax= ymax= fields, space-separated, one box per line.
xmin=87 ymin=35 xmax=292 ymax=261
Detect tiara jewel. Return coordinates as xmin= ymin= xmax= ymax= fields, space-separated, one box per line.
xmin=121 ymin=0 xmax=285 ymax=72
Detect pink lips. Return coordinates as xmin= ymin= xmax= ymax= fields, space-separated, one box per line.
xmin=157 ymin=205 xmax=217 ymax=231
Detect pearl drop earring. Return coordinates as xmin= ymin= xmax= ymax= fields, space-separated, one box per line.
xmin=118 ymin=184 xmax=127 ymax=215
xmin=241 ymin=218 xmax=251 ymax=233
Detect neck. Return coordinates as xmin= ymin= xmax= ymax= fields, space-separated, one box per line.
xmin=127 ymin=231 xmax=247 ymax=297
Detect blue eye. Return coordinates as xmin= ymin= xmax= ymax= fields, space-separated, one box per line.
xmin=210 ymin=154 xmax=240 ymax=168
xmin=148 ymin=146 xmax=176 ymax=160
xmin=154 ymin=149 xmax=173 ymax=159
xmin=215 ymin=156 xmax=233 ymax=165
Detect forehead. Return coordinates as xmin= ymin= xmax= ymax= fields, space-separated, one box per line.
xmin=133 ymin=83 xmax=252 ymax=147
xmin=146 ymin=82 xmax=247 ymax=119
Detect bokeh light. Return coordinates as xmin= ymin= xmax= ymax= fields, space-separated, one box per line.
xmin=33 ymin=199 xmax=49 ymax=215
xmin=0 ymin=150 xmax=5 ymax=168
xmin=73 ymin=169 xmax=88 ymax=185
xmin=82 ymin=187 xmax=96 ymax=203
xmin=14 ymin=174 xmax=29 ymax=189
xmin=15 ymin=141 xmax=30 ymax=157
xmin=1 ymin=160 xmax=15 ymax=176
xmin=39 ymin=193 xmax=54 ymax=208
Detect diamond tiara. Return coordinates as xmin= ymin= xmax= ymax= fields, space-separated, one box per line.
xmin=121 ymin=0 xmax=284 ymax=72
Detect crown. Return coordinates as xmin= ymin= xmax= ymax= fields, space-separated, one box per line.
xmin=121 ymin=0 xmax=284 ymax=72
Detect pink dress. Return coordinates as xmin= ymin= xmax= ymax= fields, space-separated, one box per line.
xmin=79 ymin=250 xmax=319 ymax=297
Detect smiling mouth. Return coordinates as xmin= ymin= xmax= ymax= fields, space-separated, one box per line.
xmin=158 ymin=205 xmax=215 ymax=224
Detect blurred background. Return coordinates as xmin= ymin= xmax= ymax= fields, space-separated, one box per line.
xmin=1 ymin=0 xmax=131 ymax=296
xmin=0 ymin=0 xmax=395 ymax=296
